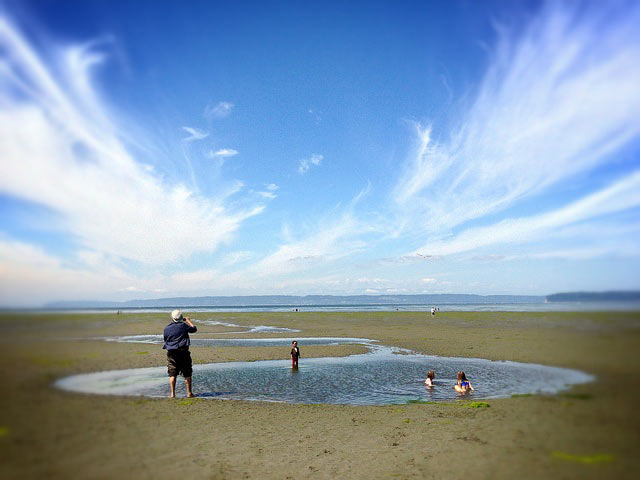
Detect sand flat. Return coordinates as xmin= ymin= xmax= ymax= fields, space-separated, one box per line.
xmin=0 ymin=311 xmax=639 ymax=479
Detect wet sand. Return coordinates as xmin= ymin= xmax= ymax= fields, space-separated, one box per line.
xmin=0 ymin=310 xmax=639 ymax=479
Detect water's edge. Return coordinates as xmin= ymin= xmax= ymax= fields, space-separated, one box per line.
xmin=55 ymin=336 xmax=594 ymax=405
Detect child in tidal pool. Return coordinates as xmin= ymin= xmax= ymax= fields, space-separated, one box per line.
xmin=454 ymin=371 xmax=474 ymax=394
xmin=291 ymin=340 xmax=300 ymax=368
xmin=424 ymin=370 xmax=435 ymax=387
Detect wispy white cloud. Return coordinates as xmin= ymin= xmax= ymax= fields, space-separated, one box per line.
xmin=356 ymin=277 xmax=386 ymax=284
xmin=0 ymin=238 xmax=135 ymax=305
xmin=121 ymin=286 xmax=142 ymax=292
xmin=298 ymin=154 xmax=323 ymax=175
xmin=250 ymin=186 xmax=373 ymax=277
xmin=204 ymin=101 xmax=234 ymax=119
xmin=0 ymin=16 xmax=262 ymax=266
xmin=529 ymin=245 xmax=640 ymax=260
xmin=257 ymin=191 xmax=277 ymax=199
xmin=251 ymin=184 xmax=279 ymax=200
xmin=252 ymin=214 xmax=361 ymax=275
xmin=182 ymin=126 xmax=209 ymax=142
xmin=208 ymin=148 xmax=238 ymax=158
xmin=376 ymin=255 xmax=440 ymax=265
xmin=417 ymin=171 xmax=640 ymax=256
xmin=394 ymin=2 xmax=640 ymax=258
xmin=222 ymin=250 xmax=254 ymax=266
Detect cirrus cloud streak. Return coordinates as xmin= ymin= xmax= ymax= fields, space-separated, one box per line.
xmin=0 ymin=17 xmax=262 ymax=266
xmin=394 ymin=2 xmax=640 ymax=259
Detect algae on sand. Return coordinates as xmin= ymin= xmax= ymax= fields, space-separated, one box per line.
xmin=461 ymin=401 xmax=490 ymax=408
xmin=551 ymin=451 xmax=615 ymax=464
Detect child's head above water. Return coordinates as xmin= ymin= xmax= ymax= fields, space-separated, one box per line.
xmin=427 ymin=370 xmax=435 ymax=380
xmin=457 ymin=371 xmax=468 ymax=382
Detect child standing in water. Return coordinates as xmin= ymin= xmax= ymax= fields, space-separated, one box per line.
xmin=454 ymin=371 xmax=474 ymax=394
xmin=291 ymin=340 xmax=300 ymax=368
xmin=424 ymin=370 xmax=435 ymax=387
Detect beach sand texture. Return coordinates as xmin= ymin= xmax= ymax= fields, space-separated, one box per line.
xmin=0 ymin=311 xmax=639 ymax=479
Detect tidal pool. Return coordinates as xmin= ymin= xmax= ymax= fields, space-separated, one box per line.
xmin=193 ymin=319 xmax=301 ymax=334
xmin=56 ymin=340 xmax=593 ymax=405
xmin=102 ymin=335 xmax=373 ymax=347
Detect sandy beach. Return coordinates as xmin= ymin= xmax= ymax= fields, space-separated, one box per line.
xmin=0 ymin=310 xmax=639 ymax=479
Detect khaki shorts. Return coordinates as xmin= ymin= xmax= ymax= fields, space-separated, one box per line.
xmin=166 ymin=349 xmax=193 ymax=377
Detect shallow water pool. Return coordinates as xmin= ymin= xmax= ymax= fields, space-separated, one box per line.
xmin=56 ymin=340 xmax=593 ymax=405
xmin=103 ymin=335 xmax=374 ymax=347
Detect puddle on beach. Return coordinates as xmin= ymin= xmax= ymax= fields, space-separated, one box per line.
xmin=194 ymin=319 xmax=301 ymax=334
xmin=103 ymin=335 xmax=372 ymax=347
xmin=57 ymin=338 xmax=593 ymax=405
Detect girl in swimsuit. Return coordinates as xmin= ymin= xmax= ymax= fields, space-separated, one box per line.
xmin=454 ymin=371 xmax=474 ymax=394
xmin=424 ymin=370 xmax=435 ymax=387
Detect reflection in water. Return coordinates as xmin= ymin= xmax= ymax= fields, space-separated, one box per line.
xmin=56 ymin=341 xmax=593 ymax=405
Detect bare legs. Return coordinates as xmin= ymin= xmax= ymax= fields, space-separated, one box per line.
xmin=169 ymin=375 xmax=194 ymax=398
xmin=185 ymin=376 xmax=194 ymax=397
xmin=169 ymin=375 xmax=177 ymax=398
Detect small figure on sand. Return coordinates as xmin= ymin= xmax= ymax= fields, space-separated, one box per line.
xmin=163 ymin=309 xmax=197 ymax=398
xmin=291 ymin=340 xmax=300 ymax=368
xmin=424 ymin=370 xmax=435 ymax=387
xmin=454 ymin=371 xmax=474 ymax=394
xmin=430 ymin=306 xmax=436 ymax=316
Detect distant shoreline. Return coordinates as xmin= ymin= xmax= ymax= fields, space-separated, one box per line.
xmin=42 ymin=293 xmax=545 ymax=310
xmin=17 ymin=290 xmax=636 ymax=311
xmin=4 ymin=300 xmax=640 ymax=313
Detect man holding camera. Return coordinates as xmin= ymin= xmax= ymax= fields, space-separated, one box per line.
xmin=163 ymin=309 xmax=197 ymax=398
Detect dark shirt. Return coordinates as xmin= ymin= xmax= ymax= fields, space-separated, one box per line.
xmin=291 ymin=346 xmax=300 ymax=358
xmin=163 ymin=322 xmax=197 ymax=350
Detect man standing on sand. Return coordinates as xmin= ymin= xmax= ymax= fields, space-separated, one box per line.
xmin=291 ymin=340 xmax=301 ymax=368
xmin=163 ymin=309 xmax=197 ymax=398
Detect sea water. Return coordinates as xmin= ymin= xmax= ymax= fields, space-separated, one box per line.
xmin=32 ymin=300 xmax=640 ymax=313
xmin=56 ymin=338 xmax=593 ymax=405
xmin=103 ymin=335 xmax=374 ymax=347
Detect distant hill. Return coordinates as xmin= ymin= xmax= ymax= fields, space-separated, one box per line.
xmin=44 ymin=293 xmax=544 ymax=309
xmin=546 ymin=291 xmax=640 ymax=302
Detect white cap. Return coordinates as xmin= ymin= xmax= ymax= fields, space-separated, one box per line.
xmin=171 ymin=309 xmax=184 ymax=322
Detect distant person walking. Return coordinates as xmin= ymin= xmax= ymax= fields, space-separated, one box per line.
xmin=430 ymin=307 xmax=436 ymax=316
xmin=163 ymin=309 xmax=197 ymax=398
xmin=291 ymin=340 xmax=300 ymax=368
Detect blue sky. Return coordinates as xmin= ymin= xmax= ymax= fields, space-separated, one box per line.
xmin=1 ymin=0 xmax=639 ymax=306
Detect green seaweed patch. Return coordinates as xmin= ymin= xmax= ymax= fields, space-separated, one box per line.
xmin=561 ymin=392 xmax=593 ymax=400
xmin=403 ymin=418 xmax=411 ymax=423
xmin=0 ymin=426 xmax=9 ymax=438
xmin=551 ymin=451 xmax=614 ymax=464
xmin=177 ymin=399 xmax=196 ymax=406
xmin=135 ymin=351 xmax=149 ymax=355
xmin=461 ymin=401 xmax=490 ymax=408
xmin=406 ymin=400 xmax=438 ymax=405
